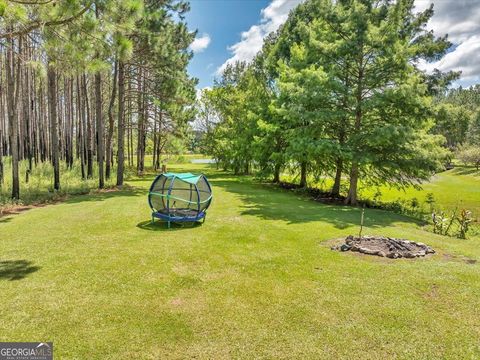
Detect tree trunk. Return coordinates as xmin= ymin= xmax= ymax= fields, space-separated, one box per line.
xmin=345 ymin=49 xmax=364 ymax=205
xmin=155 ymin=109 xmax=163 ymax=170
xmin=299 ymin=161 xmax=307 ymax=188
xmin=47 ymin=63 xmax=60 ymax=191
xmin=116 ymin=60 xmax=125 ymax=186
xmin=0 ymin=127 xmax=3 ymax=185
xmin=106 ymin=59 xmax=117 ymax=180
xmin=6 ymin=34 xmax=20 ymax=199
xmin=273 ymin=163 xmax=280 ymax=183
xmin=76 ymin=75 xmax=86 ymax=180
xmin=83 ymin=74 xmax=93 ymax=178
xmin=136 ymin=67 xmax=145 ymax=174
xmin=152 ymin=106 xmax=158 ymax=169
xmin=95 ymin=71 xmax=104 ymax=189
xmin=345 ymin=162 xmax=359 ymax=205
xmin=331 ymin=158 xmax=343 ymax=197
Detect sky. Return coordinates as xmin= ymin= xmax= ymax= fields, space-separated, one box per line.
xmin=186 ymin=0 xmax=480 ymax=90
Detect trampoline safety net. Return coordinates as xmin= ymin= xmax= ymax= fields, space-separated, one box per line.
xmin=148 ymin=172 xmax=212 ymax=221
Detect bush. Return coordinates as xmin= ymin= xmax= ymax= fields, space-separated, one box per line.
xmin=457 ymin=145 xmax=480 ymax=170
xmin=0 ymin=158 xmax=117 ymax=206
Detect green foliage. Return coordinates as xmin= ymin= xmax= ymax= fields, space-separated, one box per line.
xmin=467 ymin=110 xmax=480 ymax=145
xmin=203 ymin=0 xmax=452 ymax=201
xmin=457 ymin=209 xmax=473 ymax=239
xmin=431 ymin=208 xmax=473 ymax=239
xmin=200 ymin=62 xmax=261 ymax=174
xmin=0 ymin=158 xmax=116 ymax=206
xmin=425 ymin=192 xmax=436 ymax=212
xmin=433 ymin=103 xmax=473 ymax=148
xmin=457 ymin=145 xmax=480 ymax=170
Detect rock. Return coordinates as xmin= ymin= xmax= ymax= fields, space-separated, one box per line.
xmin=340 ymin=244 xmax=351 ymax=252
xmin=332 ymin=235 xmax=435 ymax=260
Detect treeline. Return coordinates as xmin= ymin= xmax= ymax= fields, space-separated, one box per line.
xmin=432 ymin=86 xmax=480 ymax=169
xmin=0 ymin=0 xmax=196 ymax=200
xmin=197 ymin=0 xmax=472 ymax=205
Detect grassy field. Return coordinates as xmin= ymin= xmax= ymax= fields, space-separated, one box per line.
xmin=1 ymin=161 xmax=479 ymax=359
xmin=360 ymin=166 xmax=480 ymax=222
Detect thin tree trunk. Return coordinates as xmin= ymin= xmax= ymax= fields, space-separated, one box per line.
xmin=6 ymin=34 xmax=21 ymax=199
xmin=155 ymin=109 xmax=163 ymax=170
xmin=116 ymin=60 xmax=125 ymax=186
xmin=331 ymin=158 xmax=343 ymax=197
xmin=299 ymin=161 xmax=307 ymax=188
xmin=47 ymin=62 xmax=60 ymax=191
xmin=95 ymin=71 xmax=104 ymax=189
xmin=0 ymin=48 xmax=5 ymax=185
xmin=76 ymin=75 xmax=86 ymax=179
xmin=136 ymin=67 xmax=144 ymax=174
xmin=106 ymin=59 xmax=117 ymax=179
xmin=273 ymin=163 xmax=280 ymax=183
xmin=346 ymin=162 xmax=359 ymax=205
xmin=345 ymin=48 xmax=364 ymax=205
xmin=83 ymin=74 xmax=93 ymax=178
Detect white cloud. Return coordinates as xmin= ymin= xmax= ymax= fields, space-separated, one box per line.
xmin=190 ymin=34 xmax=211 ymax=53
xmin=217 ymin=0 xmax=303 ymax=75
xmin=415 ymin=0 xmax=480 ymax=87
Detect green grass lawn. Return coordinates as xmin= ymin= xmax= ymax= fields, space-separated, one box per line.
xmin=1 ymin=162 xmax=479 ymax=359
xmin=360 ymin=166 xmax=480 ymax=222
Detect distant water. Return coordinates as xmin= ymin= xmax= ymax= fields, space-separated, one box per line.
xmin=191 ymin=158 xmax=215 ymax=164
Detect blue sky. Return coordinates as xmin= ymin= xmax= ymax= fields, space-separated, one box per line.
xmin=186 ymin=0 xmax=270 ymax=89
xmin=186 ymin=0 xmax=480 ymax=90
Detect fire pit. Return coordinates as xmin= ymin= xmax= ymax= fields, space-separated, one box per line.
xmin=332 ymin=235 xmax=435 ymax=259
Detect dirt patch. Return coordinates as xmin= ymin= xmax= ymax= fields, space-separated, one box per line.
xmin=332 ymin=235 xmax=435 ymax=259
xmin=0 ymin=203 xmax=53 ymax=218
xmin=442 ymin=253 xmax=477 ymax=265
xmin=423 ymin=284 xmax=440 ymax=299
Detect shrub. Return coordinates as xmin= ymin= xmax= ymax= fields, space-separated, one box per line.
xmin=457 ymin=145 xmax=480 ymax=170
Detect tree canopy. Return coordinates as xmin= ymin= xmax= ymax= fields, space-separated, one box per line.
xmin=198 ymin=0 xmax=455 ymax=204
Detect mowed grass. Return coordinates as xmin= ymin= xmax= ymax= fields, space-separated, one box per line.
xmin=1 ymin=162 xmax=479 ymax=359
xmin=360 ymin=166 xmax=480 ymax=221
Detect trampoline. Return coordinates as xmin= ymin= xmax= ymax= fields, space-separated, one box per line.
xmin=148 ymin=172 xmax=212 ymax=228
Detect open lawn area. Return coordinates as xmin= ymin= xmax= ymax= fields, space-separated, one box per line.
xmin=1 ymin=162 xmax=479 ymax=359
xmin=360 ymin=166 xmax=480 ymax=222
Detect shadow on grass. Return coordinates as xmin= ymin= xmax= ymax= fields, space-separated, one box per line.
xmin=0 ymin=260 xmax=40 ymax=281
xmin=0 ymin=217 xmax=13 ymax=224
xmin=450 ymin=166 xmax=480 ymax=176
xmin=137 ymin=220 xmax=203 ymax=231
xmin=210 ymin=176 xmax=421 ymax=229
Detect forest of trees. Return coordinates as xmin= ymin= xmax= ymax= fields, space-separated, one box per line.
xmin=2 ymin=0 xmax=480 ymax=206
xmin=197 ymin=0 xmax=480 ymax=205
xmin=0 ymin=0 xmax=196 ymax=200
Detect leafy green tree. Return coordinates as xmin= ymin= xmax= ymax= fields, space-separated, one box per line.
xmin=465 ymin=110 xmax=480 ymax=146
xmin=433 ymin=103 xmax=472 ymax=148
xmin=205 ymin=62 xmax=259 ymax=174
xmin=457 ymin=145 xmax=480 ymax=170
xmin=298 ymin=0 xmax=451 ymax=204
